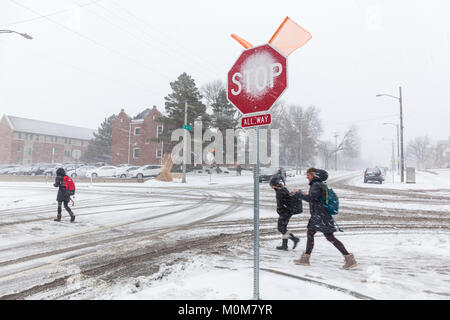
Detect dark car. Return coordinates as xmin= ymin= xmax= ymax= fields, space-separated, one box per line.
xmin=29 ymin=164 xmax=54 ymax=176
xmin=364 ymin=167 xmax=384 ymax=184
xmin=259 ymin=167 xmax=285 ymax=183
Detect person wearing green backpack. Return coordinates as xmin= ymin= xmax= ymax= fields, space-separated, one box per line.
xmin=292 ymin=168 xmax=357 ymax=269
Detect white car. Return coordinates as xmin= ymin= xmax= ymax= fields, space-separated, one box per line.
xmin=127 ymin=165 xmax=161 ymax=179
xmin=67 ymin=166 xmax=97 ymax=178
xmin=0 ymin=165 xmax=19 ymax=174
xmin=114 ymin=166 xmax=140 ymax=178
xmin=86 ymin=166 xmax=117 ymax=178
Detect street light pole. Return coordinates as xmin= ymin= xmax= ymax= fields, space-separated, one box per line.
xmin=399 ymin=86 xmax=405 ymax=183
xmin=383 ymin=122 xmax=400 ymax=172
xmin=376 ymin=86 xmax=405 ymax=182
xmin=334 ymin=133 xmax=339 ymax=171
xmin=0 ymin=29 xmax=33 ymax=40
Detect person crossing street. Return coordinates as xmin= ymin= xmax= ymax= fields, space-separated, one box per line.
xmin=270 ymin=175 xmax=300 ymax=251
xmin=293 ymin=168 xmax=357 ymax=269
xmin=53 ymin=168 xmax=76 ymax=223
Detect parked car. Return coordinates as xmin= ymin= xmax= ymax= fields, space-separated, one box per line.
xmin=114 ymin=166 xmax=140 ymax=178
xmin=364 ymin=167 xmax=384 ymax=184
xmin=86 ymin=166 xmax=117 ymax=178
xmin=67 ymin=165 xmax=97 ymax=178
xmin=29 ymin=164 xmax=54 ymax=176
xmin=127 ymin=165 xmax=161 ymax=179
xmin=0 ymin=165 xmax=19 ymax=174
xmin=259 ymin=167 xmax=280 ymax=183
xmin=44 ymin=164 xmax=62 ymax=176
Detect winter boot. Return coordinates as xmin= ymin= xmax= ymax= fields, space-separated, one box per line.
xmin=342 ymin=253 xmax=357 ymax=270
xmin=294 ymin=252 xmax=310 ymax=266
xmin=289 ymin=233 xmax=300 ymax=250
xmin=54 ymin=215 xmax=61 ymax=222
xmin=276 ymin=239 xmax=288 ymax=251
xmin=70 ymin=214 xmax=76 ymax=223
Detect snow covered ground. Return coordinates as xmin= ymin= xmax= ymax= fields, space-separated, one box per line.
xmin=0 ymin=169 xmax=449 ymax=300
xmin=99 ymin=231 xmax=450 ymax=300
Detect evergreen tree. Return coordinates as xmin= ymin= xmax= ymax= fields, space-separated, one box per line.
xmin=157 ymin=73 xmax=210 ymax=147
xmin=82 ymin=115 xmax=116 ymax=163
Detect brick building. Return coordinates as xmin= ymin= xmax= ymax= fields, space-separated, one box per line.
xmin=0 ymin=115 xmax=94 ymax=165
xmin=111 ymin=107 xmax=164 ymax=166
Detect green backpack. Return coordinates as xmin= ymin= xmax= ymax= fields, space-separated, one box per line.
xmin=322 ymin=183 xmax=343 ymax=232
xmin=323 ymin=184 xmax=339 ymax=215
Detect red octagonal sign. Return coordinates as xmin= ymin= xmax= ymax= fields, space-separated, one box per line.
xmin=227 ymin=44 xmax=287 ymax=115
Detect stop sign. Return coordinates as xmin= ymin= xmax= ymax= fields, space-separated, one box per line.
xmin=227 ymin=44 xmax=287 ymax=115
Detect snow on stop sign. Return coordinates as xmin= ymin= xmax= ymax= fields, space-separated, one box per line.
xmin=227 ymin=44 xmax=287 ymax=115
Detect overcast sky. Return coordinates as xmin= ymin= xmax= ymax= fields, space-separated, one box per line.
xmin=1 ymin=0 xmax=449 ymax=166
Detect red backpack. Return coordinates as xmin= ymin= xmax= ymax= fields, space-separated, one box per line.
xmin=63 ymin=176 xmax=76 ymax=196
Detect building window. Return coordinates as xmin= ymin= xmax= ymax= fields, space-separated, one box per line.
xmin=51 ymin=147 xmax=56 ymax=155
xmin=156 ymin=149 xmax=162 ymax=158
xmin=36 ymin=135 xmax=39 ymax=141
xmin=17 ymin=145 xmax=21 ymax=152
xmin=18 ymin=132 xmax=22 ymax=139
xmin=27 ymin=148 xmax=32 ymax=155
xmin=81 ymin=141 xmax=84 ymax=146
xmin=133 ymin=148 xmax=140 ymax=159
xmin=35 ymin=146 xmax=39 ymax=153
xmin=134 ymin=127 xmax=141 ymax=135
xmin=157 ymin=125 xmax=163 ymax=137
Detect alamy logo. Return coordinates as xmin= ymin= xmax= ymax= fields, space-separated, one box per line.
xmin=170 ymin=120 xmax=279 ymax=167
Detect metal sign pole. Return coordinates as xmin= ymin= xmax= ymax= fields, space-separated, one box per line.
xmin=253 ymin=126 xmax=260 ymax=300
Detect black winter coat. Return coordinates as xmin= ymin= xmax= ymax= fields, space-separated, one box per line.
xmin=54 ymin=175 xmax=70 ymax=202
xmin=298 ymin=177 xmax=337 ymax=233
xmin=274 ymin=186 xmax=292 ymax=216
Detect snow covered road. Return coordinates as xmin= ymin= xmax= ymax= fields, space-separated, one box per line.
xmin=0 ymin=170 xmax=449 ymax=300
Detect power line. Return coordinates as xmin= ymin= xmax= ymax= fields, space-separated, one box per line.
xmin=107 ymin=0 xmax=224 ymax=78
xmin=69 ymin=0 xmax=218 ymax=80
xmin=8 ymin=0 xmax=172 ymax=82
xmin=0 ymin=0 xmax=103 ymax=27
xmin=325 ymin=114 xmax=398 ymax=126
xmin=23 ymin=46 xmax=167 ymax=97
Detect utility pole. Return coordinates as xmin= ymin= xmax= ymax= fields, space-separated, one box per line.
xmin=399 ymin=86 xmax=405 ymax=183
xmin=334 ymin=133 xmax=339 ymax=171
xmin=391 ymin=139 xmax=395 ymax=183
xmin=377 ymin=86 xmax=405 ymax=182
xmin=383 ymin=122 xmax=400 ymax=173
xmin=295 ymin=118 xmax=303 ymax=175
xmin=182 ymin=101 xmax=188 ymax=183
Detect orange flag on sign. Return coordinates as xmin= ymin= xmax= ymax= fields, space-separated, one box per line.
xmin=231 ymin=33 xmax=253 ymax=49
xmin=269 ymin=17 xmax=312 ymax=56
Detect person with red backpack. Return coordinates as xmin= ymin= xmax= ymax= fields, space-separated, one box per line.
xmin=53 ymin=168 xmax=76 ymax=223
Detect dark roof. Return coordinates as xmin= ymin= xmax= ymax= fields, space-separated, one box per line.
xmin=6 ymin=115 xmax=95 ymax=141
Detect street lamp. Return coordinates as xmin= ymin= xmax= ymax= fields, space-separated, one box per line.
xmin=0 ymin=29 xmax=33 ymax=40
xmin=376 ymin=86 xmax=405 ymax=182
xmin=383 ymin=122 xmax=400 ymax=172
xmin=382 ymin=137 xmax=395 ymax=183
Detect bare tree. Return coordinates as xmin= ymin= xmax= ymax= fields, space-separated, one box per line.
xmin=318 ymin=125 xmax=361 ymax=170
xmin=406 ymin=136 xmax=433 ymax=169
xmin=270 ymin=103 xmax=322 ymax=169
xmin=201 ymin=80 xmax=225 ymax=109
